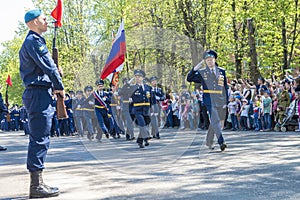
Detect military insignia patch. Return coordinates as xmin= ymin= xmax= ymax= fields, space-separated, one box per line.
xmin=218 ymin=75 xmax=224 ymax=86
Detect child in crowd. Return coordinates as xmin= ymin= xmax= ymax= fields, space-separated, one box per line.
xmin=253 ymin=100 xmax=261 ymax=131
xmin=261 ymin=90 xmax=273 ymax=131
xmin=165 ymin=100 xmax=173 ymax=128
xmin=228 ymin=95 xmax=238 ymax=131
xmin=239 ymin=99 xmax=250 ymax=130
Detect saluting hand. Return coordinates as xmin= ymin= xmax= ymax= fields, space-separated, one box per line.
xmin=194 ymin=60 xmax=204 ymax=71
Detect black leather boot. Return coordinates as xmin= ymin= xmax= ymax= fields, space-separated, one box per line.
xmin=29 ymin=170 xmax=60 ymax=199
xmin=144 ymin=138 xmax=149 ymax=146
xmin=155 ymin=132 xmax=160 ymax=139
xmin=136 ymin=138 xmax=144 ymax=148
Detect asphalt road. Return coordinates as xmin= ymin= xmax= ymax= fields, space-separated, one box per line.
xmin=0 ymin=129 xmax=300 ymax=200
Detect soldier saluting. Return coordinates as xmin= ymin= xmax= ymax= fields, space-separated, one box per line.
xmin=187 ymin=50 xmax=228 ymax=151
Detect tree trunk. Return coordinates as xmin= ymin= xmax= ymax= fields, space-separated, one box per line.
xmin=282 ymin=18 xmax=288 ymax=72
xmin=288 ymin=0 xmax=299 ymax=68
xmin=232 ymin=0 xmax=242 ymax=79
xmin=247 ymin=18 xmax=261 ymax=81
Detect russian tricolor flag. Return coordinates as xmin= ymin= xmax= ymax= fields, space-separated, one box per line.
xmin=100 ymin=20 xmax=126 ymax=80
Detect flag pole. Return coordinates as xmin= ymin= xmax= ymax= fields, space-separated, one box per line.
xmin=5 ymin=83 xmax=9 ymax=108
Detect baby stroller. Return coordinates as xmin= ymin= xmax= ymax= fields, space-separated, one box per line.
xmin=274 ymin=105 xmax=298 ymax=132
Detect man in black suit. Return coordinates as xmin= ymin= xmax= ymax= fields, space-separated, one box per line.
xmin=187 ymin=50 xmax=228 ymax=151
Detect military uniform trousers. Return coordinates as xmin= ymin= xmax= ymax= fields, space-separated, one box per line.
xmin=133 ymin=110 xmax=150 ymax=139
xmin=121 ymin=103 xmax=134 ymax=138
xmin=111 ymin=105 xmax=125 ymax=132
xmin=74 ymin=112 xmax=85 ymax=137
xmin=150 ymin=104 xmax=159 ymax=136
xmin=22 ymin=88 xmax=54 ymax=172
xmin=94 ymin=107 xmax=110 ymax=134
xmin=206 ymin=105 xmax=225 ymax=146
xmin=83 ymin=109 xmax=95 ymax=138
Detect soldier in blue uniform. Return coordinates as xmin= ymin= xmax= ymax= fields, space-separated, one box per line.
xmin=130 ymin=69 xmax=154 ymax=148
xmin=94 ymin=79 xmax=111 ymax=140
xmin=10 ymin=104 xmax=21 ymax=131
xmin=50 ymin=95 xmax=61 ymax=137
xmin=65 ymin=92 xmax=75 ymax=135
xmin=19 ymin=9 xmax=63 ymax=198
xmin=0 ymin=86 xmax=8 ymax=151
xmin=20 ymin=105 xmax=30 ymax=135
xmin=82 ymin=86 xmax=97 ymax=140
xmin=149 ymin=76 xmax=165 ymax=139
xmin=109 ymin=83 xmax=125 ymax=138
xmin=73 ymin=90 xmax=86 ymax=137
xmin=187 ymin=50 xmax=228 ymax=151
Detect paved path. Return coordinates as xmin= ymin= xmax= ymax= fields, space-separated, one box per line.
xmin=0 ymin=129 xmax=300 ymax=200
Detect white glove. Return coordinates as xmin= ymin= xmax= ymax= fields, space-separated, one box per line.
xmin=194 ymin=60 xmax=204 ymax=71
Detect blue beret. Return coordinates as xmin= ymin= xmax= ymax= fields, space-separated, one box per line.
xmin=203 ymin=50 xmax=218 ymax=59
xmin=24 ymin=9 xmax=42 ymax=23
xmin=134 ymin=69 xmax=145 ymax=77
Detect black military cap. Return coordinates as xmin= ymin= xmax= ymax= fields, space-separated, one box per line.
xmin=203 ymin=49 xmax=218 ymax=59
xmin=134 ymin=69 xmax=146 ymax=77
xmin=84 ymin=85 xmax=93 ymax=92
xmin=68 ymin=90 xmax=75 ymax=95
xmin=76 ymin=90 xmax=83 ymax=95
xmin=150 ymin=76 xmax=158 ymax=82
xmin=95 ymin=79 xmax=105 ymax=86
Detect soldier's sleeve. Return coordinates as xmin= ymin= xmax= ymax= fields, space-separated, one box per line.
xmin=0 ymin=93 xmax=7 ymax=112
xmin=27 ymin=36 xmax=64 ymax=90
xmin=187 ymin=66 xmax=202 ymax=84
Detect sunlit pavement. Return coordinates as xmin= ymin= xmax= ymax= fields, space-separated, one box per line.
xmin=1 ymin=129 xmax=300 ymax=200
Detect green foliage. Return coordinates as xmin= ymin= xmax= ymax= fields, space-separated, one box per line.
xmin=0 ymin=0 xmax=299 ymax=101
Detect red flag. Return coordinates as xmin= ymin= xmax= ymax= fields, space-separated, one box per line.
xmin=51 ymin=0 xmax=63 ymax=27
xmin=6 ymin=75 xmax=12 ymax=87
xmin=111 ymin=72 xmax=119 ymax=89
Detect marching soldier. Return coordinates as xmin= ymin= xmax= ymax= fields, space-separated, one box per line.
xmin=82 ymin=86 xmax=96 ymax=140
xmin=94 ymin=79 xmax=111 ymax=140
xmin=10 ymin=104 xmax=21 ymax=131
xmin=65 ymin=93 xmax=75 ymax=135
xmin=73 ymin=90 xmax=86 ymax=137
xmin=130 ymin=69 xmax=154 ymax=148
xmin=149 ymin=76 xmax=165 ymax=139
xmin=119 ymin=78 xmax=135 ymax=140
xmin=187 ymin=49 xmax=228 ymax=151
xmin=109 ymin=83 xmax=125 ymax=138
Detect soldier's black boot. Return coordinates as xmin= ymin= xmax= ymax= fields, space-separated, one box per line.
xmin=136 ymin=138 xmax=144 ymax=148
xmin=155 ymin=132 xmax=160 ymax=139
xmin=126 ymin=134 xmax=130 ymax=140
xmin=144 ymin=138 xmax=149 ymax=146
xmin=29 ymin=170 xmax=60 ymax=199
